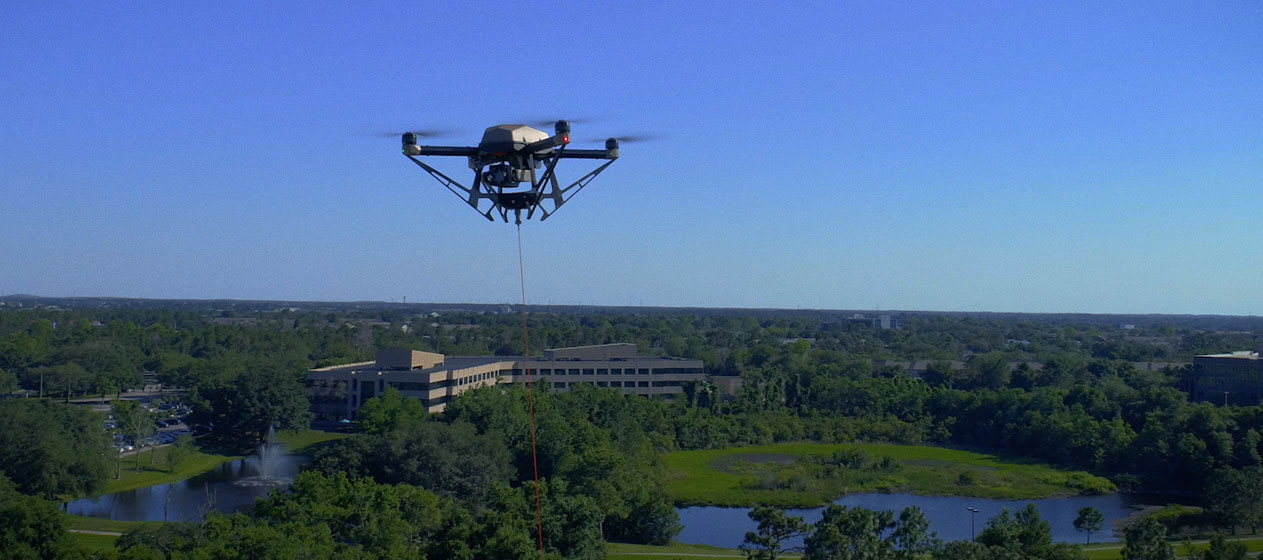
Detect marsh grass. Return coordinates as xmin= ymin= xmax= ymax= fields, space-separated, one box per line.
xmin=665 ymin=442 xmax=1116 ymax=507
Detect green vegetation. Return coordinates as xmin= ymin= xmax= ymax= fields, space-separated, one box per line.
xmin=665 ymin=442 xmax=1115 ymax=507
xmin=65 ymin=514 xmax=159 ymax=534
xmin=104 ymin=445 xmax=240 ymax=494
xmin=66 ymin=531 xmax=120 ymax=552
xmin=1084 ymin=536 xmax=1263 ymax=560
xmin=274 ymin=428 xmax=352 ymax=453
xmin=606 ymin=541 xmax=762 ymax=559
xmin=0 ymin=399 xmax=111 ymax=499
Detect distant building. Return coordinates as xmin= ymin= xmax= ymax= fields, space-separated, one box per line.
xmin=1190 ymin=351 xmax=1263 ymax=405
xmin=824 ymin=314 xmax=899 ymax=330
xmin=306 ymin=343 xmax=705 ymax=418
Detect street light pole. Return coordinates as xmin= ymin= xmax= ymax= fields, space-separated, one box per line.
xmin=967 ymin=507 xmax=980 ymax=541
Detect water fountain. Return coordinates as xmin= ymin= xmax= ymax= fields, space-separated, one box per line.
xmin=235 ymin=425 xmax=291 ymax=487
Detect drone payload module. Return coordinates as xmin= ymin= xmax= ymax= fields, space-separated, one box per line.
xmin=401 ymin=120 xmax=619 ymax=224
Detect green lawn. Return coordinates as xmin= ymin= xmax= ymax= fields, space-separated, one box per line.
xmin=275 ymin=428 xmax=352 ymax=453
xmin=103 ymin=446 xmax=242 ymax=494
xmin=1083 ymin=536 xmax=1263 ymax=560
xmin=65 ymin=515 xmax=163 ymax=552
xmin=68 ymin=531 xmax=120 ymax=552
xmin=664 ymin=442 xmax=1116 ymax=507
xmin=606 ymin=541 xmax=791 ymax=559
xmin=65 ymin=515 xmax=161 ymax=534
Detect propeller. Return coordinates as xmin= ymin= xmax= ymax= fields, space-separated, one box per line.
xmin=528 ymin=117 xmax=599 ymax=127
xmin=373 ymin=128 xmax=451 ymax=139
xmin=585 ymin=134 xmax=662 ymax=144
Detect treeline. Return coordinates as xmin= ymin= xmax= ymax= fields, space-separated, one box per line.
xmin=3 ymin=306 xmax=1257 ymax=402
xmin=311 ymin=383 xmax=681 ymax=547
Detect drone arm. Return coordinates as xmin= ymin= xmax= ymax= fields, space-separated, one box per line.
xmin=406 ymin=146 xmax=481 ymax=157
xmin=555 ymin=149 xmax=616 ymax=160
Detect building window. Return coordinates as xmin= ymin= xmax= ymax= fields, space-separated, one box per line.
xmin=638 ymin=369 xmax=649 ymax=375
xmin=610 ymin=381 xmax=621 ymax=387
xmin=610 ymin=368 xmax=622 ymax=375
xmin=554 ymin=382 xmax=566 ymax=389
xmin=638 ymin=381 xmax=649 ymax=387
xmin=597 ymin=382 xmax=608 ymax=387
xmin=597 ymin=368 xmax=608 ymax=375
xmin=569 ymin=369 xmax=580 ymax=375
xmin=583 ymin=369 xmax=595 ymax=375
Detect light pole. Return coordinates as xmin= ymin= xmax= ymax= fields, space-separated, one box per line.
xmin=967 ymin=507 xmax=980 ymax=541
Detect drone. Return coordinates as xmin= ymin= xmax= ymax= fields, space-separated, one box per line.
xmin=400 ymin=120 xmax=620 ymax=224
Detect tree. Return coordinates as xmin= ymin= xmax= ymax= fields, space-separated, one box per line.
xmin=355 ymin=387 xmax=428 ymax=434
xmin=0 ymin=368 xmax=17 ymax=395
xmin=1074 ymin=507 xmax=1105 ymax=544
xmin=0 ymin=399 xmax=110 ymax=498
xmin=741 ymin=506 xmax=808 ymax=560
xmin=1201 ymin=534 xmax=1247 ymax=560
xmin=114 ymin=400 xmax=155 ymax=472
xmin=975 ymin=504 xmax=1052 ymax=556
xmin=164 ymin=434 xmax=195 ymax=473
xmin=187 ymin=362 xmax=312 ymax=449
xmin=1121 ymin=518 xmax=1174 ymax=560
xmin=804 ymin=505 xmax=938 ymax=560
xmin=0 ymin=472 xmax=71 ymax=560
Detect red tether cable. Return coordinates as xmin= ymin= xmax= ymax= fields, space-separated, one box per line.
xmin=517 ymin=223 xmax=545 ymax=560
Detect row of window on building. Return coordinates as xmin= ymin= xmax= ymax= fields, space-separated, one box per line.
xmin=553 ymin=380 xmax=684 ymax=389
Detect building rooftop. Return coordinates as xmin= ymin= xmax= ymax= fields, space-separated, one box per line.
xmin=1196 ymin=351 xmax=1261 ymax=360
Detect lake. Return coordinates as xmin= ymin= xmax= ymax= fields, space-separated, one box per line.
xmin=68 ymin=453 xmax=304 ymax=522
xmin=677 ymin=493 xmax=1145 ymax=548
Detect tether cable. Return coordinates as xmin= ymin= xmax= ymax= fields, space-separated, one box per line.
xmin=517 ymin=222 xmax=545 ymax=560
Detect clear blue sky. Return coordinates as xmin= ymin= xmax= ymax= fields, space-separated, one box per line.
xmin=3 ymin=2 xmax=1261 ymax=315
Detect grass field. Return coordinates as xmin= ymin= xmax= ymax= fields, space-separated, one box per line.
xmin=103 ymin=446 xmax=242 ymax=494
xmin=65 ymin=515 xmax=162 ymax=552
xmin=275 ymin=429 xmax=352 ymax=453
xmin=664 ymin=442 xmax=1116 ymax=507
xmin=1082 ymin=536 xmax=1263 ymax=560
xmin=68 ymin=531 xmax=120 ymax=552
xmin=606 ymin=541 xmax=785 ymax=559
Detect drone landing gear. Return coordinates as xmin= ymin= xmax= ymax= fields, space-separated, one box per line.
xmin=405 ymin=151 xmax=615 ymax=224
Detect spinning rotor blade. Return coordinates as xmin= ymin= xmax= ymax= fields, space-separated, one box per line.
xmin=585 ymin=134 xmax=662 ymax=144
xmin=374 ymin=128 xmax=451 ymax=139
xmin=528 ymin=117 xmax=598 ymax=127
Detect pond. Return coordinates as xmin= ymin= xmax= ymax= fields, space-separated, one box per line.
xmin=677 ymin=493 xmax=1147 ymax=549
xmin=68 ymin=447 xmax=304 ymax=522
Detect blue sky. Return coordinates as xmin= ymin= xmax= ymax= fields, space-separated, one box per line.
xmin=2 ymin=2 xmax=1260 ymax=314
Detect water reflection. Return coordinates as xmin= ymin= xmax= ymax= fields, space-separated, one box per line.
xmin=68 ymin=453 xmax=305 ymax=522
xmin=677 ymin=493 xmax=1145 ymax=549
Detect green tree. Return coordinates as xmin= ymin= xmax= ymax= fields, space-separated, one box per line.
xmin=804 ymin=505 xmax=938 ymax=560
xmin=187 ymin=362 xmax=312 ymax=449
xmin=164 ymin=434 xmax=195 ymax=473
xmin=1201 ymin=534 xmax=1247 ymax=560
xmin=0 ymin=471 xmax=71 ymax=560
xmin=741 ymin=506 xmax=808 ymax=560
xmin=0 ymin=399 xmax=110 ymax=498
xmin=0 ymin=368 xmax=17 ymax=394
xmin=1121 ymin=518 xmax=1174 ymax=560
xmin=1074 ymin=507 xmax=1105 ymax=544
xmin=975 ymin=504 xmax=1052 ymax=556
xmin=114 ymin=400 xmax=155 ymax=472
xmin=355 ymin=387 xmax=428 ymax=434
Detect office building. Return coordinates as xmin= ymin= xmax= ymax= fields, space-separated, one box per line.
xmin=306 ymin=343 xmax=705 ymax=418
xmin=1190 ymin=351 xmax=1263 ymax=405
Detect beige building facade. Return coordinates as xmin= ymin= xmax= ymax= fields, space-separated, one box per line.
xmin=306 ymin=343 xmax=705 ymax=418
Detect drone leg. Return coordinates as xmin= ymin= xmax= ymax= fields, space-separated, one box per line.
xmin=514 ymin=209 xmax=523 ymax=225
